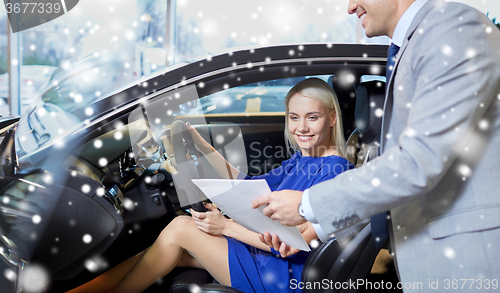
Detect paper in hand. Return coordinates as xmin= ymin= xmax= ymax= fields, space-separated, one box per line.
xmin=191 ymin=179 xmax=310 ymax=251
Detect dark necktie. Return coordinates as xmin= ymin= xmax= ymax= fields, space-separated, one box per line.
xmin=385 ymin=43 xmax=400 ymax=82
xmin=370 ymin=43 xmax=400 ymax=249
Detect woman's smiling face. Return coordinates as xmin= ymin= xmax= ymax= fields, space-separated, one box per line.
xmin=287 ymin=93 xmax=336 ymax=156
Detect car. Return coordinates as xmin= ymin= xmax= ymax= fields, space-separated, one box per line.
xmin=0 ymin=65 xmax=57 ymax=114
xmin=0 ymin=43 xmax=391 ymax=292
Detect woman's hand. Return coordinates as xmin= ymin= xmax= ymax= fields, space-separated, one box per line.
xmin=186 ymin=122 xmax=214 ymax=155
xmin=259 ymin=222 xmax=318 ymax=258
xmin=190 ymin=203 xmax=228 ymax=236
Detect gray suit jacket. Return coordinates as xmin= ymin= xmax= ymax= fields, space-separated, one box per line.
xmin=309 ymin=0 xmax=500 ymax=288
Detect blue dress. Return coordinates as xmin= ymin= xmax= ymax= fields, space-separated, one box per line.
xmin=226 ymin=152 xmax=354 ymax=293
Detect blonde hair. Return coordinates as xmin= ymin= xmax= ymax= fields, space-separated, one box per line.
xmin=284 ymin=78 xmax=347 ymax=158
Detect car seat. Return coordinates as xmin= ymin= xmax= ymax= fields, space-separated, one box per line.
xmin=345 ymin=80 xmax=385 ymax=166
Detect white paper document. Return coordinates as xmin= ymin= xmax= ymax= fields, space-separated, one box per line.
xmin=191 ymin=179 xmax=310 ymax=252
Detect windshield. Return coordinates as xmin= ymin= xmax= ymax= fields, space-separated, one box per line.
xmin=41 ymin=61 xmax=132 ymax=113
xmin=15 ymin=56 xmax=138 ymax=155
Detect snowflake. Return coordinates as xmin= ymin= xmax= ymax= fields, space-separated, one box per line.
xmin=83 ymin=234 xmax=92 ymax=244
xmin=82 ymin=184 xmax=92 ymax=194
xmin=345 ymin=74 xmax=355 ymax=83
xmin=43 ymin=174 xmax=54 ymax=185
xmin=22 ymin=265 xmax=49 ymax=292
xmin=123 ymin=198 xmax=135 ymax=210
xmin=309 ymin=239 xmax=319 ymax=249
xmin=96 ymin=188 xmax=105 ymax=196
xmin=32 ymin=215 xmax=41 ymax=224
xmin=478 ymin=119 xmax=489 ymax=130
xmin=404 ymin=128 xmax=416 ymax=137
xmin=215 ymin=135 xmax=225 ymax=144
xmin=441 ymin=45 xmax=453 ymax=56
xmin=4 ymin=269 xmax=16 ymax=281
xmin=98 ymin=158 xmax=108 ymax=167
xmin=370 ymin=65 xmax=381 ymax=75
xmin=85 ymin=107 xmax=94 ymax=116
xmin=458 ymin=165 xmax=471 ymax=177
xmin=443 ymin=247 xmax=456 ymax=259
xmin=466 ymin=49 xmax=477 ymax=59
xmin=190 ymin=285 xmax=201 ymax=293
xmin=93 ymin=139 xmax=103 ymax=149
xmin=37 ymin=107 xmax=47 ymax=117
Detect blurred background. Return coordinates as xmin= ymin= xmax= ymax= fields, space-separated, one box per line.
xmin=0 ymin=0 xmax=498 ymax=117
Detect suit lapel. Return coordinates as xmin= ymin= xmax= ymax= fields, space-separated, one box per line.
xmin=380 ymin=0 xmax=442 ymax=150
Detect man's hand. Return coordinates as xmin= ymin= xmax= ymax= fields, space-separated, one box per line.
xmin=251 ymin=190 xmax=305 ymax=226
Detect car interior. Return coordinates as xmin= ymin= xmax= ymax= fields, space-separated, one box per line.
xmin=168 ymin=80 xmax=392 ymax=293
xmin=0 ymin=55 xmax=402 ymax=292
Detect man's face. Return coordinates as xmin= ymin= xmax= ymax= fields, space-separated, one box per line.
xmin=348 ymin=0 xmax=399 ymax=38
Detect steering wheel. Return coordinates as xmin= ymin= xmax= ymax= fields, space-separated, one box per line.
xmin=170 ymin=120 xmax=207 ymax=212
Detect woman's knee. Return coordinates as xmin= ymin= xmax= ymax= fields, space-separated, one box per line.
xmin=157 ymin=216 xmax=195 ymax=246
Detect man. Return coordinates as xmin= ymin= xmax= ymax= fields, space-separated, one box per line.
xmin=253 ymin=0 xmax=500 ymax=290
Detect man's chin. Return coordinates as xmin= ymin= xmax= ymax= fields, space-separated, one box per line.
xmin=364 ymin=29 xmax=376 ymax=38
xmin=364 ymin=32 xmax=384 ymax=38
xmin=363 ymin=27 xmax=387 ymax=38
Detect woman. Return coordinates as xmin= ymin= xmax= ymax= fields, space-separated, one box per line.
xmin=69 ymin=78 xmax=353 ymax=293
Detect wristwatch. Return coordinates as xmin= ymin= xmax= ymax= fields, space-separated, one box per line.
xmin=298 ymin=203 xmax=307 ymax=220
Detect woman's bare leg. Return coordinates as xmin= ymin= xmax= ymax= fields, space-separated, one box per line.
xmin=67 ymin=216 xmax=230 ymax=293
xmin=67 ymin=250 xmax=147 ymax=293
xmin=111 ymin=216 xmax=231 ymax=292
xmin=67 ymin=249 xmax=205 ymax=293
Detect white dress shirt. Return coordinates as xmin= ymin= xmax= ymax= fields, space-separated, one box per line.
xmin=302 ymin=0 xmax=428 ymax=242
xmin=392 ymin=0 xmax=428 ymax=47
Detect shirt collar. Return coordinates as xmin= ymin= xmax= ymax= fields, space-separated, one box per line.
xmin=391 ymin=0 xmax=428 ymax=47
